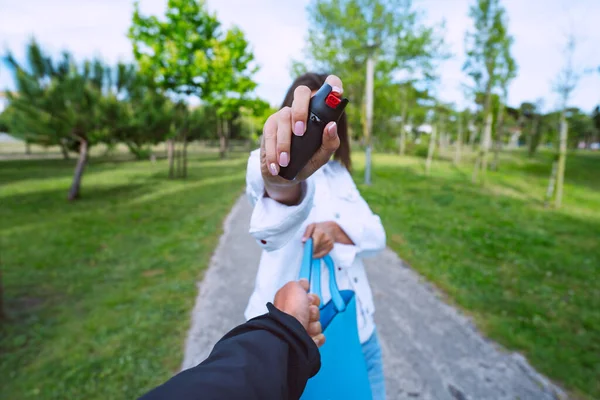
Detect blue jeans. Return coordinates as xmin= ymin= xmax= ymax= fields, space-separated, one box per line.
xmin=361 ymin=330 xmax=386 ymax=400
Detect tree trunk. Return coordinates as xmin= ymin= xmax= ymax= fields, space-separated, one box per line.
xmin=167 ymin=139 xmax=175 ymax=179
xmin=364 ymin=55 xmax=375 ymax=185
xmin=182 ymin=132 xmax=188 ymax=178
xmin=454 ymin=114 xmax=463 ymax=165
xmin=528 ymin=117 xmax=541 ymax=157
xmin=0 ymin=271 xmax=6 ymax=322
xmin=399 ymin=119 xmax=407 ymax=156
xmin=68 ymin=139 xmax=88 ymax=201
xmin=60 ymin=140 xmax=70 ymax=160
xmin=473 ymin=112 xmax=492 ymax=183
xmin=508 ymin=130 xmax=520 ymax=149
xmin=219 ymin=119 xmax=228 ymax=159
xmin=480 ymin=112 xmax=493 ymax=181
xmin=176 ymin=134 xmax=183 ymax=178
xmin=491 ymin=101 xmax=506 ymax=171
xmin=468 ymin=127 xmax=478 ymax=148
xmin=425 ymin=125 xmax=437 ymax=175
xmin=25 ymin=142 xmax=31 ymax=155
xmin=554 ymin=111 xmax=568 ymax=208
xmin=399 ymin=91 xmax=408 ymax=155
xmin=545 ymin=158 xmax=558 ymax=207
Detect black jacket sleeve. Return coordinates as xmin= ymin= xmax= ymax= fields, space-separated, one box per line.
xmin=139 ymin=303 xmax=321 ymax=400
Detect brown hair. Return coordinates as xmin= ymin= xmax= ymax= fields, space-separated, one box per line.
xmin=280 ymin=72 xmax=351 ymax=171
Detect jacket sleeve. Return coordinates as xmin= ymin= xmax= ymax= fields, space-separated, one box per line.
xmin=246 ymin=149 xmax=316 ymax=252
xmin=329 ymin=167 xmax=386 ymax=266
xmin=139 ymin=303 xmax=320 ymax=400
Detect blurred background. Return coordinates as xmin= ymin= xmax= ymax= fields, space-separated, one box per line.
xmin=0 ymin=1 xmax=598 ymax=399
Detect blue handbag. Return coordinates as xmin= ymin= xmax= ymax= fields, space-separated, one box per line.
xmin=299 ymin=238 xmax=373 ymax=400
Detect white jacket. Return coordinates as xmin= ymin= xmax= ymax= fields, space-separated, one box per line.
xmin=244 ymin=149 xmax=386 ymax=343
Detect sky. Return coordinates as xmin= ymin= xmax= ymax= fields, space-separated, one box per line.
xmin=1 ymin=0 xmax=599 ymax=113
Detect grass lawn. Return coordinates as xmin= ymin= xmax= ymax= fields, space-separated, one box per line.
xmin=353 ymin=150 xmax=599 ymax=399
xmin=0 ymin=153 xmax=246 ymax=399
xmin=1 ymin=146 xmax=598 ymax=399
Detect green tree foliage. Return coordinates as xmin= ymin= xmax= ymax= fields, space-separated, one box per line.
xmin=105 ymin=63 xmax=174 ymax=159
xmin=3 ymin=40 xmax=110 ymax=200
xmin=129 ymin=0 xmax=259 ymax=166
xmin=296 ymin=0 xmax=446 ymax=146
xmin=206 ymin=27 xmax=259 ymax=157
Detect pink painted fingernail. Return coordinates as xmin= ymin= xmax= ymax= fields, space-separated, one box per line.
xmin=327 ymin=122 xmax=337 ymax=138
xmin=279 ymin=152 xmax=289 ymax=167
xmin=331 ymin=86 xmax=343 ymax=95
xmin=294 ymin=121 xmax=305 ymax=136
xmin=269 ymin=163 xmax=278 ymax=176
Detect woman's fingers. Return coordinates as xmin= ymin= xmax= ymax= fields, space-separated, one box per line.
xmin=276 ymin=107 xmax=292 ymax=168
xmin=324 ymin=74 xmax=343 ymax=95
xmin=291 ymin=85 xmax=311 ymax=137
xmin=263 ymin=114 xmax=279 ymax=176
xmin=302 ymin=223 xmax=316 ymax=243
xmin=300 ymin=121 xmax=339 ymax=180
xmin=312 ymin=230 xmax=325 ymax=256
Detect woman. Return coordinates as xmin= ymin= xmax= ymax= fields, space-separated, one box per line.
xmin=245 ymin=73 xmax=387 ymax=399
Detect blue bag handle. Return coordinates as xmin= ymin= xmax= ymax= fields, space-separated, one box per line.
xmin=299 ymin=238 xmax=346 ymax=312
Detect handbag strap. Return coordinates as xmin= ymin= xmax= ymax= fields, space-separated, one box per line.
xmin=299 ymin=238 xmax=346 ymax=312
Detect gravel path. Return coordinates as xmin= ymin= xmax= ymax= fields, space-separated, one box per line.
xmin=182 ymin=196 xmax=566 ymax=400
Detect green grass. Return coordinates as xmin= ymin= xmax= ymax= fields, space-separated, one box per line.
xmin=352 ymin=150 xmax=600 ymax=399
xmin=1 ymin=146 xmax=598 ymax=399
xmin=0 ymin=154 xmax=246 ymax=399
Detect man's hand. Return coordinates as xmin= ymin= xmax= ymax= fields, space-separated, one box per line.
xmin=274 ymin=280 xmax=325 ymax=347
xmin=302 ymin=221 xmax=354 ymax=258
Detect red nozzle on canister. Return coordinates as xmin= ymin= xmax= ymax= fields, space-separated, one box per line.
xmin=325 ymin=92 xmax=342 ymax=108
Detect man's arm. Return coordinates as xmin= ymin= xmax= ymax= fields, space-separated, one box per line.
xmin=139 ymin=282 xmax=322 ymax=400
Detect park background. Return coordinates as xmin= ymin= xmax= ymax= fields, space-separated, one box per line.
xmin=0 ymin=0 xmax=599 ymax=399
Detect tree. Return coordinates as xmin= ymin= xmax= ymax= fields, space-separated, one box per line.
xmin=4 ymin=40 xmax=110 ymax=200
xmin=526 ymin=99 xmax=545 ymax=157
xmin=547 ymin=34 xmax=580 ymax=208
xmin=129 ymin=0 xmax=258 ymax=175
xmin=454 ymin=108 xmax=472 ymax=165
xmin=490 ymin=38 xmax=517 ymax=170
xmin=130 ymin=0 xmax=220 ymax=178
xmin=425 ymin=119 xmax=437 ymax=174
xmin=104 ymin=63 xmax=174 ymax=160
xmin=464 ymin=0 xmax=515 ymax=183
xmin=205 ymin=27 xmax=258 ymax=158
xmin=297 ymin=0 xmax=446 ymax=182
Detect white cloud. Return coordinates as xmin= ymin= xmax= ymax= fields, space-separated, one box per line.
xmin=1 ymin=0 xmax=598 ymax=112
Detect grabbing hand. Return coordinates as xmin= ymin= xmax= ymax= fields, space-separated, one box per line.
xmin=302 ymin=221 xmax=338 ymax=258
xmin=274 ymin=280 xmax=325 ymax=347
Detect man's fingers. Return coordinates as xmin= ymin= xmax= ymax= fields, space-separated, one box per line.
xmin=307 ymin=320 xmax=322 ymax=337
xmin=313 ymin=333 xmax=326 ymax=348
xmin=263 ymin=115 xmax=279 ymax=176
xmin=276 ymin=107 xmax=292 ymax=168
xmin=309 ymin=293 xmax=321 ymax=308
xmin=324 ymin=75 xmax=343 ymax=95
xmin=291 ymin=85 xmax=310 ymax=137
xmin=299 ymin=279 xmax=309 ymax=292
xmin=302 ymin=223 xmax=316 ymax=243
xmin=308 ymin=304 xmax=319 ymax=322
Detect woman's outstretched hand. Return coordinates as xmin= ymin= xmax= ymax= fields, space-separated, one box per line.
xmin=260 ymin=75 xmax=344 ymax=205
